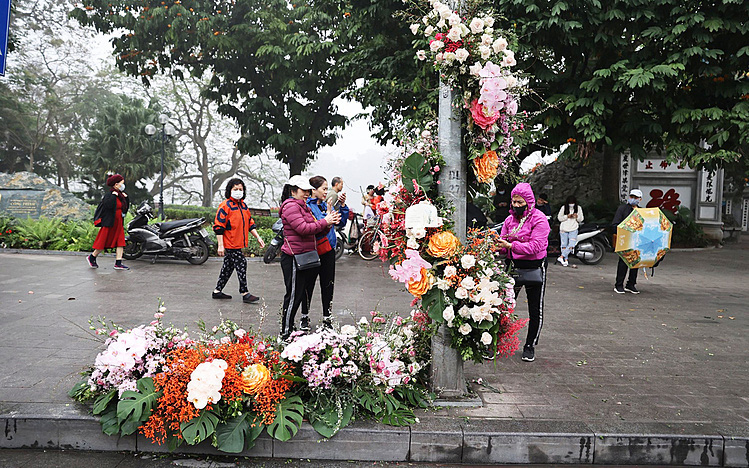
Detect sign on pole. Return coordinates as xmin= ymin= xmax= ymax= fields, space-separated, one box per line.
xmin=0 ymin=0 xmax=10 ymax=76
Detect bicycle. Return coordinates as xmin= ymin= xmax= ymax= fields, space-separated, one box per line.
xmin=334 ymin=212 xmax=385 ymax=261
xmin=357 ymin=215 xmax=386 ymax=261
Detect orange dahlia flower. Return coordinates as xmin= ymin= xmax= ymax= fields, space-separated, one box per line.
xmin=240 ymin=363 xmax=271 ymax=395
xmin=474 ymin=150 xmax=500 ymax=184
xmin=428 ymin=231 xmax=461 ymax=258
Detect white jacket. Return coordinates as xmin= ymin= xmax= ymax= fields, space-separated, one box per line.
xmin=557 ymin=205 xmax=584 ymax=233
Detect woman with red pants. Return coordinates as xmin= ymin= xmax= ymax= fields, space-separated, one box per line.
xmin=87 ymin=174 xmax=130 ymax=270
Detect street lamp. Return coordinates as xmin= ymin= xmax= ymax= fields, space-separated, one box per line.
xmin=145 ymin=114 xmax=176 ymax=219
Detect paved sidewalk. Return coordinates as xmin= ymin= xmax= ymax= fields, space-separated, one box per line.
xmin=0 ymin=243 xmax=747 ymax=465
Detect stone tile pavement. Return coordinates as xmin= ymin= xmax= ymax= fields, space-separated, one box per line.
xmin=0 ymin=241 xmax=747 ymax=465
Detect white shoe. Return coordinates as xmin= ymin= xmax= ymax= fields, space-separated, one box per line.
xmin=558 ymin=257 xmax=568 ymax=267
xmin=557 ymin=256 xmax=565 ymax=266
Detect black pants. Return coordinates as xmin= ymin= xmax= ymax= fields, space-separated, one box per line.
xmin=215 ymin=249 xmax=248 ymax=294
xmin=280 ymin=253 xmax=316 ymax=336
xmin=615 ymin=257 xmax=638 ymax=289
xmin=513 ymin=259 xmax=548 ymax=347
xmin=302 ymin=249 xmax=336 ymax=319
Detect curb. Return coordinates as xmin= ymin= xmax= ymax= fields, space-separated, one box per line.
xmin=2 ymin=409 xmax=747 ymax=466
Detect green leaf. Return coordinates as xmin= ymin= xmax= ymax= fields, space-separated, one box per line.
xmin=278 ymin=374 xmax=307 ymax=383
xmin=401 ymin=152 xmax=433 ymax=193
xmin=381 ymin=408 xmax=416 ymax=426
xmin=216 ymin=412 xmax=263 ymax=453
xmin=116 ymin=377 xmax=161 ymax=435
xmin=93 ymin=389 xmax=117 ymax=415
xmin=100 ymin=405 xmax=121 ymax=436
xmin=68 ymin=379 xmax=90 ymax=399
xmin=180 ymin=409 xmax=220 ymax=445
xmin=266 ymin=395 xmax=304 ymax=442
xmin=355 ymin=389 xmax=384 ymax=415
xmin=310 ymin=401 xmax=354 ymax=438
xmin=420 ymin=287 xmax=446 ymax=323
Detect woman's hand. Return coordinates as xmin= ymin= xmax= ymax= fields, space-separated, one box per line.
xmin=217 ymin=246 xmax=225 ymax=256
xmin=498 ymin=239 xmax=512 ymax=250
xmin=325 ymin=211 xmax=341 ymax=225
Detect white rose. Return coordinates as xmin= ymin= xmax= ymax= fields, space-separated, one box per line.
xmin=480 ymin=34 xmax=492 ymax=46
xmin=460 ymin=276 xmax=476 ymax=290
xmin=469 ymin=61 xmax=483 ymax=77
xmin=481 ymin=332 xmax=493 ymax=345
xmin=460 ymin=24 xmax=470 ymax=36
xmin=416 ymin=50 xmax=426 ymax=61
xmin=492 ymin=37 xmax=508 ymax=54
xmin=485 ymin=17 xmax=495 ymax=28
xmin=436 ymin=19 xmax=446 ymax=29
xmin=444 ymin=265 xmax=457 ymax=277
xmin=503 ymin=49 xmax=516 ymax=67
xmin=455 ymin=48 xmax=470 ymax=63
xmin=469 ymin=18 xmax=484 ymax=34
xmin=455 ymin=287 xmax=468 ymax=299
xmin=443 ymin=51 xmax=456 ymax=63
xmin=438 ymin=6 xmax=452 ymax=19
xmin=424 ymin=25 xmax=434 ymax=36
xmin=442 ymin=305 xmax=455 ymax=322
xmin=485 ymin=27 xmax=494 ymax=34
xmin=506 ymin=75 xmax=518 ymax=87
xmin=458 ymin=323 xmax=472 ymax=335
xmin=430 ymin=40 xmax=444 ymax=52
xmin=447 ymin=26 xmax=462 ymax=42
xmin=461 ymin=254 xmax=476 ymax=269
xmin=234 ymin=329 xmax=246 ymax=339
xmin=410 ymin=23 xmax=420 ymax=35
xmin=458 ymin=305 xmax=471 ymax=318
xmin=358 ymin=317 xmax=368 ymax=325
xmin=479 ymin=45 xmax=491 ymax=59
xmin=421 ymin=129 xmax=431 ymax=138
xmin=448 ymin=13 xmax=461 ymax=26
xmin=436 ymin=277 xmax=451 ymax=290
xmin=435 ymin=52 xmax=444 ymax=63
xmin=341 ymin=325 xmax=357 ymax=336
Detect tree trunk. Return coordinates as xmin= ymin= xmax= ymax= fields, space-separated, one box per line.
xmin=601 ymin=145 xmax=621 ymax=205
xmin=201 ymin=151 xmax=211 ymax=207
xmin=288 ymin=154 xmax=305 ymax=177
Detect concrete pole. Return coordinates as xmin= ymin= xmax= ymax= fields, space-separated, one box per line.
xmin=431 ymin=79 xmax=466 ymax=398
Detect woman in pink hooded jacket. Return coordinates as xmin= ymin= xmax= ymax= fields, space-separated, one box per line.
xmin=497 ymin=183 xmax=551 ymax=362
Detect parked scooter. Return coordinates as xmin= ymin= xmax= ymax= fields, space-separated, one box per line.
xmin=547 ymin=222 xmax=611 ymax=265
xmin=123 ymin=202 xmax=212 ymax=265
xmin=263 ymin=219 xmax=284 ymax=264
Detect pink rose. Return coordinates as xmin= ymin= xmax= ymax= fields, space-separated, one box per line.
xmin=469 ymin=99 xmax=500 ymax=130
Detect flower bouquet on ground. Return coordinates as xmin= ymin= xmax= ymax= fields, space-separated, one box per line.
xmin=281 ymin=310 xmax=433 ymax=438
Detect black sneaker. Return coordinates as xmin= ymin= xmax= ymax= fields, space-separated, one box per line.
xmin=212 ymin=291 xmax=232 ymax=299
xmin=242 ymin=293 xmax=260 ymax=303
xmin=321 ymin=317 xmax=332 ymax=329
xmin=299 ymin=315 xmax=310 ymax=332
xmin=86 ymin=254 xmax=98 ymax=269
xmin=113 ymin=263 xmax=130 ymax=270
xmin=614 ymin=286 xmax=625 ymax=294
xmin=624 ymin=285 xmax=640 ymax=294
xmin=521 ymin=345 xmax=535 ymax=362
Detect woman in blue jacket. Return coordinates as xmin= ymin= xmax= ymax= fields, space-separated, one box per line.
xmin=301 ymin=175 xmax=350 ymax=330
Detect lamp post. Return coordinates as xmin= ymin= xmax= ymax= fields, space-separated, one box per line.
xmin=145 ymin=114 xmax=176 ymax=219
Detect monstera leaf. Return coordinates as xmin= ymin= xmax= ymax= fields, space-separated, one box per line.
xmin=116 ymin=377 xmax=161 ymax=435
xmin=309 ymin=400 xmax=354 ymax=438
xmin=266 ymin=395 xmax=304 ymax=441
xmin=381 ymin=408 xmax=417 ymax=426
xmin=93 ymin=389 xmax=117 ymax=415
xmin=401 ymin=152 xmax=434 ymax=193
xmin=421 ymin=287 xmax=447 ymax=323
xmin=180 ymin=409 xmax=220 ymax=445
xmin=215 ymin=412 xmax=264 ymax=453
xmin=99 ymin=405 xmax=121 ymax=436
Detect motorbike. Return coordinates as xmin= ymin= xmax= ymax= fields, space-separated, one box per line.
xmin=123 ymin=202 xmax=212 ymax=265
xmin=263 ymin=219 xmax=285 ymax=264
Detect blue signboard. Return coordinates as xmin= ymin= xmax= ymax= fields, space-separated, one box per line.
xmin=0 ymin=0 xmax=10 ymax=76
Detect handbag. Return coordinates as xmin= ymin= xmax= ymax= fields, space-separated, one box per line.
xmin=513 ymin=267 xmax=544 ymax=286
xmin=316 ymin=236 xmax=332 ymax=255
xmin=285 ymin=237 xmax=321 ymax=270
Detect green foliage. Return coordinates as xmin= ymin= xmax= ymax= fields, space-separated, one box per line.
xmin=215 ymin=412 xmax=264 ymax=453
xmin=92 ymin=390 xmax=117 ymax=415
xmin=79 ymin=95 xmax=177 ymax=203
xmin=180 ymin=409 xmax=220 ymax=445
xmin=307 ymin=394 xmax=354 ymax=438
xmin=116 ymin=377 xmax=162 ymax=436
xmin=401 ymin=152 xmax=434 ymax=193
xmin=266 ymin=394 xmax=304 ymax=441
xmin=15 ymin=217 xmax=64 ymax=249
xmin=664 ymin=207 xmax=710 ymax=247
xmin=498 ymin=0 xmax=749 ymax=193
xmin=421 ymin=287 xmax=446 ymax=323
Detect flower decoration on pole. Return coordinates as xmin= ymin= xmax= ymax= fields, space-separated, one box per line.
xmin=411 ymin=1 xmax=525 ymax=188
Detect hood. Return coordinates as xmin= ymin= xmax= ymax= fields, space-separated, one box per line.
xmin=279 ymin=197 xmax=305 ymax=217
xmin=511 ymin=183 xmax=536 ymax=214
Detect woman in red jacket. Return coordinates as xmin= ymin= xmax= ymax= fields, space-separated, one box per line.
xmin=87 ymin=174 xmax=130 ymax=270
xmin=212 ymin=178 xmax=265 ymax=303
xmin=278 ymin=175 xmax=339 ymax=340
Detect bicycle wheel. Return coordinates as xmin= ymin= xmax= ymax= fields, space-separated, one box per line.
xmin=358 ymin=229 xmax=383 ymax=261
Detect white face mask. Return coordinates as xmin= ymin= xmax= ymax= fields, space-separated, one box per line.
xmin=568 ymin=204 xmax=575 ymax=209
xmin=118 ymin=183 xmax=125 ymax=191
xmin=231 ymin=190 xmax=243 ymax=200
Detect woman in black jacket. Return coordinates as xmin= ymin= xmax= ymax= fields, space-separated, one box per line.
xmin=87 ymin=174 xmax=130 ymax=270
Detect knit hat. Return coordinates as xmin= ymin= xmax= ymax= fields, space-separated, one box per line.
xmin=106 ymin=174 xmax=124 ymax=187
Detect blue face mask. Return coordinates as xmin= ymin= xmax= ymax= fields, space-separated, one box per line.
xmin=628 ymin=197 xmax=640 ymax=206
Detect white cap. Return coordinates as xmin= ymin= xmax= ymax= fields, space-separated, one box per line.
xmin=629 ymin=188 xmax=643 ymax=198
xmin=287 ymin=175 xmax=314 ymax=191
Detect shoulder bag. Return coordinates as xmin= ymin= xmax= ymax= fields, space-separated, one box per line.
xmin=504 ymin=214 xmax=544 ymax=287
xmin=284 ymin=237 xmax=321 ymax=271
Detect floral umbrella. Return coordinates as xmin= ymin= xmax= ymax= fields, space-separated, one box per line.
xmin=615 ymin=207 xmax=673 ymax=268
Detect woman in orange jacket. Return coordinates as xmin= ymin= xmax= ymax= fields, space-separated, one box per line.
xmin=212 ymin=178 xmax=265 ymax=303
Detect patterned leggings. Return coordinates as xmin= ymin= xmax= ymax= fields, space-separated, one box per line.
xmin=215 ymin=249 xmax=248 ymax=294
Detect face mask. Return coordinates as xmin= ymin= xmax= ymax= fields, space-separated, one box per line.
xmin=568 ymin=204 xmax=575 ymax=209
xmin=628 ymin=197 xmax=640 ymax=206
xmin=512 ymin=205 xmax=526 ymax=217
xmin=118 ymin=183 xmax=125 ymax=191
xmin=231 ymin=190 xmax=244 ymax=199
